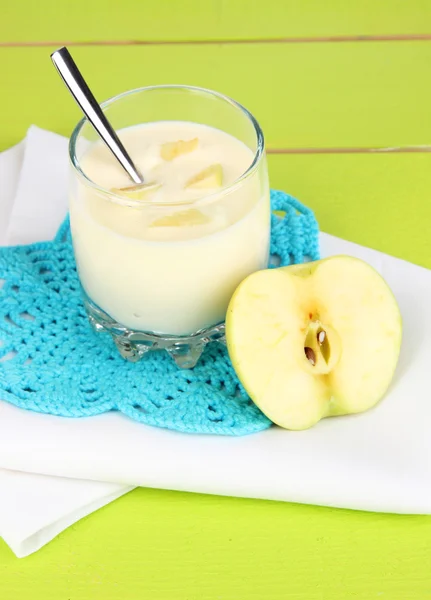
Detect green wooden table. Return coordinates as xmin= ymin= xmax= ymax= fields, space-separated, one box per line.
xmin=1 ymin=2 xmax=431 ymax=597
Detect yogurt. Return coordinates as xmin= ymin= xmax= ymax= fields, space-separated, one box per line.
xmin=70 ymin=121 xmax=270 ymax=335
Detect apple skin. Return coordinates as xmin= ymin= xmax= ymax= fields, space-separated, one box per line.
xmin=226 ymin=256 xmax=402 ymax=430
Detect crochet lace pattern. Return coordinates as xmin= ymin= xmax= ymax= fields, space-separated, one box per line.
xmin=0 ymin=191 xmax=319 ymax=435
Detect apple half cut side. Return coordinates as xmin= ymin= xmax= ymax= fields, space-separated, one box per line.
xmin=226 ymin=256 xmax=402 ymax=430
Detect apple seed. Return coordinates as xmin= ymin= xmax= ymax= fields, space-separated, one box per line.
xmin=317 ymin=330 xmax=326 ymax=345
xmin=304 ymin=347 xmax=316 ymax=366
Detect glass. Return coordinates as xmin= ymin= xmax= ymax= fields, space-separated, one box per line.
xmin=69 ymin=85 xmax=270 ymax=368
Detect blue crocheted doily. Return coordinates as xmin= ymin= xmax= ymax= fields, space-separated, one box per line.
xmin=0 ymin=191 xmax=319 ymax=436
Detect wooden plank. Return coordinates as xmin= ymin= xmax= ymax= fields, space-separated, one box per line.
xmin=0 ymin=42 xmax=430 ymax=152
xmin=1 ymin=487 xmax=430 ymax=599
xmin=1 ymin=0 xmax=430 ymax=43
xmin=268 ymin=152 xmax=431 ymax=268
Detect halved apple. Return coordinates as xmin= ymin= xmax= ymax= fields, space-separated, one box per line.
xmin=186 ymin=164 xmax=223 ymax=190
xmin=226 ymin=256 xmax=402 ymax=430
xmin=111 ymin=182 xmax=161 ymax=201
xmin=161 ymin=138 xmax=198 ymax=161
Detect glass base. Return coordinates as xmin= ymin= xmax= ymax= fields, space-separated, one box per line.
xmin=84 ymin=296 xmax=226 ymax=369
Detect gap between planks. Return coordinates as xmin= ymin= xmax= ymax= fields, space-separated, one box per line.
xmin=2 ymin=36 xmax=430 ymax=154
xmin=267 ymin=146 xmax=431 ymax=155
xmin=1 ymin=33 xmax=431 ymax=48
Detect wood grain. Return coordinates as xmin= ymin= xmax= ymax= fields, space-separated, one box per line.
xmin=0 ymin=487 xmax=430 ymax=599
xmin=0 ymin=42 xmax=430 ymax=152
xmin=1 ymin=0 xmax=430 ymax=44
xmin=269 ymin=152 xmax=431 ymax=268
xmin=1 ymin=1 xmax=431 ymax=597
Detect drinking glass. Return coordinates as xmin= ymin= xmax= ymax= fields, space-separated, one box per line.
xmin=69 ymin=85 xmax=270 ymax=368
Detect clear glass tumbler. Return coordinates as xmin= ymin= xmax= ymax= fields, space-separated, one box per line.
xmin=69 ymin=85 xmax=270 ymax=368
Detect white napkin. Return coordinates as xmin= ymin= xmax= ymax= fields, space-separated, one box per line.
xmin=0 ymin=128 xmax=132 ymax=558
xmin=6 ymin=126 xmax=70 ymax=246
xmin=1 ymin=126 xmax=431 ymax=561
xmin=0 ymin=140 xmax=24 ymax=245
xmin=0 ymin=469 xmax=131 ymax=557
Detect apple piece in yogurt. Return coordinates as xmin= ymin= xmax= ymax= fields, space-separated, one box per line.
xmin=186 ymin=164 xmax=223 ymax=190
xmin=161 ymin=138 xmax=199 ymax=161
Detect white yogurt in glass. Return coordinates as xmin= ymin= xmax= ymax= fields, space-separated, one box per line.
xmin=70 ymin=119 xmax=270 ymax=336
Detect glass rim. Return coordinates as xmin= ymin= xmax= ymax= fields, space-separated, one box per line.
xmin=69 ymin=84 xmax=265 ymax=208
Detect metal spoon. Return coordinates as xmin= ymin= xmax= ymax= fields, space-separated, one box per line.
xmin=51 ymin=46 xmax=144 ymax=185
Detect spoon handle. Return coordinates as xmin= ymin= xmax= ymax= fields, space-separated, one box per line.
xmin=51 ymin=46 xmax=143 ymax=184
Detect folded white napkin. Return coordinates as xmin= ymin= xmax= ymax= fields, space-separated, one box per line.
xmin=6 ymin=126 xmax=70 ymax=246
xmin=0 ymin=128 xmax=132 ymax=558
xmin=1 ymin=126 xmax=430 ymax=560
xmin=0 ymin=469 xmax=131 ymax=558
xmin=0 ymin=140 xmax=24 ymax=246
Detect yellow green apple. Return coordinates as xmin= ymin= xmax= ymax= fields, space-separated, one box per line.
xmin=226 ymin=256 xmax=402 ymax=430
